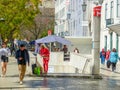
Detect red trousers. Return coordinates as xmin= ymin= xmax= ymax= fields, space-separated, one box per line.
xmin=43 ymin=58 xmax=49 ymax=73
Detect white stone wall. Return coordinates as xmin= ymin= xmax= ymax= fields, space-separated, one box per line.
xmin=36 ymin=52 xmax=92 ymax=74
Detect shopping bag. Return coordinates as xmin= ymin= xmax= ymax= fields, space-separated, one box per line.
xmin=32 ymin=64 xmax=37 ymax=74
xmin=34 ymin=67 xmax=41 ymax=75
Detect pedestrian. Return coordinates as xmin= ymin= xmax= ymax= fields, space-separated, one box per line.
xmin=105 ymin=49 xmax=111 ymax=68
xmin=0 ymin=42 xmax=11 ymax=77
xmin=100 ymin=48 xmax=106 ymax=64
xmin=39 ymin=44 xmax=50 ymax=74
xmin=62 ymin=45 xmax=68 ymax=53
xmin=74 ymin=48 xmax=79 ymax=53
xmin=15 ymin=44 xmax=30 ymax=85
xmin=10 ymin=42 xmax=16 ymax=56
xmin=109 ymin=48 xmax=119 ymax=72
xmin=106 ymin=49 xmax=111 ymax=61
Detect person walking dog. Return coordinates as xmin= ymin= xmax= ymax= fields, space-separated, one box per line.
xmin=15 ymin=44 xmax=30 ymax=85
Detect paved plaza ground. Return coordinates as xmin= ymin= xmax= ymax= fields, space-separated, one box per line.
xmin=0 ymin=57 xmax=120 ymax=90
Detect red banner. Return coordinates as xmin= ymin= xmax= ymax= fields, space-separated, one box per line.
xmin=93 ymin=6 xmax=102 ymax=17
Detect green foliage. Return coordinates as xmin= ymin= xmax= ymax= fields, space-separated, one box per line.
xmin=40 ymin=30 xmax=48 ymax=38
xmin=0 ymin=0 xmax=40 ymax=41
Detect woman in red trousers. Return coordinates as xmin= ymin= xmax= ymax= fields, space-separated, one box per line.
xmin=39 ymin=44 xmax=50 ymax=74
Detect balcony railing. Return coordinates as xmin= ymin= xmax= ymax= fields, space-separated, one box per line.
xmin=106 ymin=18 xmax=114 ymax=26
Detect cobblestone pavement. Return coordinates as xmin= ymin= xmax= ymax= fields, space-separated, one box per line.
xmin=0 ymin=57 xmax=120 ymax=90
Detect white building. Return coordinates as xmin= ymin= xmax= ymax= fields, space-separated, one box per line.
xmin=101 ymin=0 xmax=120 ymax=55
xmin=54 ymin=0 xmax=91 ymax=37
xmin=54 ymin=0 xmax=93 ymax=54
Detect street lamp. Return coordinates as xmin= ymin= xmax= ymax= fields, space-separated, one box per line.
xmin=82 ymin=1 xmax=87 ymax=36
xmin=67 ymin=13 xmax=71 ymax=20
xmin=82 ymin=2 xmax=87 ymax=12
xmin=98 ymin=0 xmax=103 ymax=5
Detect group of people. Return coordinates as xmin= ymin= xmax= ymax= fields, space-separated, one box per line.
xmin=100 ymin=48 xmax=119 ymax=71
xmin=0 ymin=43 xmax=30 ymax=85
xmin=0 ymin=42 xmax=50 ymax=85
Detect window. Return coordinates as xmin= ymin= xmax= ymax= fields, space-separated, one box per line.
xmin=110 ymin=1 xmax=114 ymax=18
xmin=105 ymin=4 xmax=108 ymax=19
xmin=60 ymin=0 xmax=64 ymax=4
xmin=110 ymin=32 xmax=113 ymax=51
xmin=79 ymin=18 xmax=80 ymax=24
xmin=104 ymin=36 xmax=107 ymax=51
xmin=74 ymin=20 xmax=75 ymax=30
xmin=117 ymin=0 xmax=120 ymax=17
xmin=76 ymin=0 xmax=78 ymax=10
xmin=116 ymin=34 xmax=119 ymax=52
xmin=73 ymin=0 xmax=75 ymax=11
xmin=60 ymin=8 xmax=65 ymax=18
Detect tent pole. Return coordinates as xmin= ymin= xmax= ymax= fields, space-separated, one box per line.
xmin=50 ymin=43 xmax=51 ymax=52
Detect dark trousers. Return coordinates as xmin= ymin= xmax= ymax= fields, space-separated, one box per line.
xmin=111 ymin=63 xmax=116 ymax=71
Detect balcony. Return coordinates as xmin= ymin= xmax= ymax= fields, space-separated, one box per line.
xmin=106 ymin=18 xmax=114 ymax=26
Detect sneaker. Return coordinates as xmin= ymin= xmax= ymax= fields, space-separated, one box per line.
xmin=20 ymin=81 xmax=23 ymax=85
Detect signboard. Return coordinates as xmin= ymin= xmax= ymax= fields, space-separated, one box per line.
xmin=48 ymin=66 xmax=54 ymax=73
xmin=93 ymin=6 xmax=102 ymax=17
xmin=48 ymin=30 xmax=52 ymax=35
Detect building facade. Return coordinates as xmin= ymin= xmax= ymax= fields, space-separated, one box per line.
xmin=100 ymin=0 xmax=120 ymax=55
xmin=54 ymin=0 xmax=91 ymax=37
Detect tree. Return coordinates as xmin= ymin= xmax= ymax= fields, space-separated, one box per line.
xmin=20 ymin=7 xmax=55 ymax=40
xmin=0 ymin=0 xmax=40 ymax=41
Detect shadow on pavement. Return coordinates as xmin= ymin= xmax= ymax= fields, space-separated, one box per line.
xmin=7 ymin=74 xmax=19 ymax=77
xmin=101 ymin=67 xmax=120 ymax=74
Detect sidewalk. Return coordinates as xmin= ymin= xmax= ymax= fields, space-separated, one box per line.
xmin=1 ymin=57 xmax=120 ymax=90
xmin=0 ymin=57 xmax=50 ymax=90
xmin=100 ymin=61 xmax=120 ymax=77
xmin=0 ymin=57 xmax=93 ymax=90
